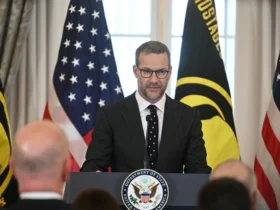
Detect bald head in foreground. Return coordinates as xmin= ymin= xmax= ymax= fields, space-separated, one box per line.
xmin=9 ymin=120 xmax=73 ymax=210
xmin=210 ymin=159 xmax=257 ymax=210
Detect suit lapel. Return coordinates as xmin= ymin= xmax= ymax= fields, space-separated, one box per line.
xmin=121 ymin=93 xmax=146 ymax=167
xmin=156 ymin=96 xmax=182 ymax=170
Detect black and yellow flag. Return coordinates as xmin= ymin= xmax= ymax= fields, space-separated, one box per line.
xmin=175 ymin=0 xmax=240 ymax=169
xmin=0 ymin=81 xmax=18 ymax=207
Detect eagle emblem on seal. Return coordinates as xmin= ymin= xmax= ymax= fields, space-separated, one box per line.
xmin=132 ymin=182 xmax=159 ymax=203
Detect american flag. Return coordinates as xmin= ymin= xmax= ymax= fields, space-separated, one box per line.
xmin=43 ymin=0 xmax=124 ymax=172
xmin=254 ymin=52 xmax=280 ymax=210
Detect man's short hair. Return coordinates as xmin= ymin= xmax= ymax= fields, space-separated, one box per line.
xmin=135 ymin=41 xmax=171 ymax=68
xmin=12 ymin=145 xmax=60 ymax=174
xmin=197 ymin=177 xmax=251 ymax=210
xmin=73 ymin=188 xmax=119 ymax=210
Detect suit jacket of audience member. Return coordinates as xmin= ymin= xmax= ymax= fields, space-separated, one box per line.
xmin=8 ymin=199 xmax=74 ymax=210
xmin=81 ymin=93 xmax=211 ymax=173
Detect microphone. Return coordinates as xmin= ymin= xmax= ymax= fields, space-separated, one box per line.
xmin=144 ymin=114 xmax=151 ymax=169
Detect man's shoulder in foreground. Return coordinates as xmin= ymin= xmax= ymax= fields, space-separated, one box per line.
xmin=9 ymin=199 xmax=74 ymax=210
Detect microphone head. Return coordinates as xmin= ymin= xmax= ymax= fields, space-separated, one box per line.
xmin=146 ymin=115 xmax=151 ymax=122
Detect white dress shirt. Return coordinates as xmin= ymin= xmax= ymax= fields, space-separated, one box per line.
xmin=135 ymin=91 xmax=166 ymax=148
xmin=20 ymin=191 xmax=62 ymax=200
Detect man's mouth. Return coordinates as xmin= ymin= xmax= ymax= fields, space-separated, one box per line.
xmin=147 ymin=87 xmax=160 ymax=91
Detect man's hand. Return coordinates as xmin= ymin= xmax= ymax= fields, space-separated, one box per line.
xmin=96 ymin=170 xmax=101 ymax=172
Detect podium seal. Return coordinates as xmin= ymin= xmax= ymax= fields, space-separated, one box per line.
xmin=121 ymin=169 xmax=169 ymax=210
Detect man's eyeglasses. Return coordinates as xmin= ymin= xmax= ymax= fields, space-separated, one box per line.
xmin=138 ymin=68 xmax=170 ymax=79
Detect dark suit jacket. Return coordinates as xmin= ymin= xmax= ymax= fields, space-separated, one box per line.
xmin=8 ymin=199 xmax=74 ymax=210
xmin=81 ymin=93 xmax=211 ymax=173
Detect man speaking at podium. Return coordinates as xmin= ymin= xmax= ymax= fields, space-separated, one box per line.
xmin=81 ymin=41 xmax=211 ymax=174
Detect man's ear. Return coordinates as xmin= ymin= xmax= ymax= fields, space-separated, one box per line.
xmin=62 ymin=157 xmax=71 ymax=182
xmin=9 ymin=157 xmax=16 ymax=179
xmin=133 ymin=65 xmax=138 ymax=78
xmin=251 ymin=190 xmax=258 ymax=210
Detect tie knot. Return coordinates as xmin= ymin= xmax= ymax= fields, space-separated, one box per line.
xmin=147 ymin=105 xmax=157 ymax=112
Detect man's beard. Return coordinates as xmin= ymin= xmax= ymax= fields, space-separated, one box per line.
xmin=141 ymin=83 xmax=166 ymax=101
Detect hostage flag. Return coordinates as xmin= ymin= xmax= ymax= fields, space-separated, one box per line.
xmin=0 ymin=80 xmax=18 ymax=207
xmin=175 ymin=0 xmax=240 ymax=169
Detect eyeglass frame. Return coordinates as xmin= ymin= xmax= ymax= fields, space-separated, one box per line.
xmin=137 ymin=67 xmax=171 ymax=79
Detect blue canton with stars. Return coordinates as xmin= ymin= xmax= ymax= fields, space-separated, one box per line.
xmin=273 ymin=52 xmax=280 ymax=111
xmin=53 ymin=0 xmax=123 ymax=136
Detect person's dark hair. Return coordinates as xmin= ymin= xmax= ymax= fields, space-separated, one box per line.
xmin=135 ymin=41 xmax=171 ymax=68
xmin=197 ymin=178 xmax=251 ymax=210
xmin=72 ymin=188 xmax=119 ymax=210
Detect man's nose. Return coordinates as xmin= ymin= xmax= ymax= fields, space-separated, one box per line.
xmin=149 ymin=72 xmax=158 ymax=82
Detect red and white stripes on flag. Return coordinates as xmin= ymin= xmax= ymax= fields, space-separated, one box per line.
xmin=254 ymin=54 xmax=280 ymax=210
xmin=43 ymin=87 xmax=91 ymax=172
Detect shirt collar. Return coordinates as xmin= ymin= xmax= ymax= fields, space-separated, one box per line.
xmin=135 ymin=91 xmax=166 ymax=112
xmin=20 ymin=192 xmax=62 ymax=200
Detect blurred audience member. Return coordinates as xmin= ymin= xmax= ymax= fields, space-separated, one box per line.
xmin=210 ymin=159 xmax=257 ymax=209
xmin=9 ymin=120 xmax=73 ymax=210
xmin=197 ymin=177 xmax=251 ymax=210
xmin=73 ymin=188 xmax=119 ymax=210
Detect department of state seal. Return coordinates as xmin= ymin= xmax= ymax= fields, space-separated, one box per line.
xmin=121 ymin=169 xmax=169 ymax=210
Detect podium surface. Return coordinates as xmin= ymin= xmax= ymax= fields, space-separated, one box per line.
xmin=65 ymin=172 xmax=208 ymax=209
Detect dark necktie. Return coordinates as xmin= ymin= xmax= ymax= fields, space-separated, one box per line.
xmin=146 ymin=105 xmax=158 ymax=169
